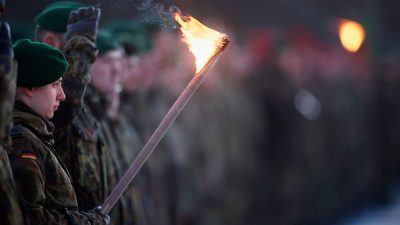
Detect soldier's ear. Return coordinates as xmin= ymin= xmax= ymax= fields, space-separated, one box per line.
xmin=42 ymin=33 xmax=60 ymax=49
xmin=22 ymin=87 xmax=34 ymax=97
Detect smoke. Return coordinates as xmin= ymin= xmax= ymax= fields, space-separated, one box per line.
xmin=138 ymin=0 xmax=183 ymax=30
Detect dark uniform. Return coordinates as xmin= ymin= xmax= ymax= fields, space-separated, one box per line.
xmin=0 ymin=21 xmax=24 ymax=225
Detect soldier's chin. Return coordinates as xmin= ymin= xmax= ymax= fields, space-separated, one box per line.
xmin=46 ymin=112 xmax=55 ymax=120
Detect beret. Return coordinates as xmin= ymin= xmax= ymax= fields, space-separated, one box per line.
xmin=13 ymin=39 xmax=69 ymax=87
xmin=34 ymin=1 xmax=84 ymax=33
xmin=105 ymin=19 xmax=157 ymax=55
xmin=96 ymin=29 xmax=120 ymax=56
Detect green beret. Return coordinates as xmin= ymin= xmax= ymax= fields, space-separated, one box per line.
xmin=34 ymin=1 xmax=84 ymax=33
xmin=105 ymin=19 xmax=156 ymax=54
xmin=96 ymin=29 xmax=120 ymax=55
xmin=13 ymin=39 xmax=69 ymax=87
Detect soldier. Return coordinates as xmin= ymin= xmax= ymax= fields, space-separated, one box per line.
xmin=7 ymin=39 xmax=110 ymax=225
xmin=107 ymin=21 xmax=163 ymax=224
xmin=112 ymin=21 xmax=183 ymax=225
xmin=86 ymin=28 xmax=141 ymax=225
xmin=0 ymin=9 xmax=24 ymax=225
xmin=35 ymin=3 xmax=141 ymax=225
xmin=32 ymin=2 xmax=132 ymax=225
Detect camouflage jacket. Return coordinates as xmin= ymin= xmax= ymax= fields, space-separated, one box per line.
xmin=48 ymin=17 xmax=106 ymax=214
xmin=84 ymin=86 xmax=140 ymax=225
xmin=7 ymin=102 xmax=105 ymax=225
xmin=0 ymin=52 xmax=24 ymax=225
xmin=54 ymin=85 xmax=129 ymax=225
xmin=53 ymin=105 xmax=108 ymax=211
xmin=0 ymin=146 xmax=24 ymax=225
xmin=0 ymin=49 xmax=16 ymax=145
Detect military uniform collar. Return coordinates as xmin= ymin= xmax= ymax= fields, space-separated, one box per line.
xmin=13 ymin=101 xmax=55 ymax=139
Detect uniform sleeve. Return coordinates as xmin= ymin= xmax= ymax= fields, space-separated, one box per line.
xmin=0 ymin=148 xmax=24 ymax=225
xmin=0 ymin=55 xmax=16 ymax=142
xmin=9 ymin=137 xmax=105 ymax=225
xmin=52 ymin=36 xmax=97 ymax=127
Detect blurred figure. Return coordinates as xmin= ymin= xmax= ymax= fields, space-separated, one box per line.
xmin=108 ymin=19 xmax=187 ymax=225
xmin=86 ymin=28 xmax=149 ymax=225
xmin=175 ymin=22 xmax=262 ymax=225
xmin=242 ymin=25 xmax=378 ymax=225
xmin=0 ymin=14 xmax=24 ymax=225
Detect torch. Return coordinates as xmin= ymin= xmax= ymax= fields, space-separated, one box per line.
xmin=100 ymin=11 xmax=230 ymax=215
xmin=338 ymin=19 xmax=366 ymax=53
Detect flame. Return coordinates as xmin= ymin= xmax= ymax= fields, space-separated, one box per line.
xmin=338 ymin=19 xmax=366 ymax=53
xmin=174 ymin=13 xmax=227 ymax=73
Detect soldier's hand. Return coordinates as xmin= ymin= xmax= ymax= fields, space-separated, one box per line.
xmin=0 ymin=21 xmax=12 ymax=57
xmin=64 ymin=6 xmax=101 ymax=43
xmin=91 ymin=206 xmax=110 ymax=225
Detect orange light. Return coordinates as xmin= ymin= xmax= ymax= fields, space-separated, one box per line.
xmin=174 ymin=13 xmax=227 ymax=73
xmin=338 ymin=19 xmax=366 ymax=53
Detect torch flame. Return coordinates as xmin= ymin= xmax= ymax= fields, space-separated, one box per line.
xmin=174 ymin=13 xmax=227 ymax=73
xmin=338 ymin=19 xmax=366 ymax=53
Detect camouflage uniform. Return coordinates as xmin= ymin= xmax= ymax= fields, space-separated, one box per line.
xmin=0 ymin=21 xmax=24 ymax=225
xmin=50 ymin=8 xmax=131 ymax=224
xmin=55 ymin=90 xmax=129 ymax=225
xmin=7 ymin=102 xmax=105 ymax=225
xmin=52 ymin=17 xmax=104 ymax=210
xmin=84 ymin=86 xmax=140 ymax=225
xmin=49 ymin=5 xmax=109 ymax=214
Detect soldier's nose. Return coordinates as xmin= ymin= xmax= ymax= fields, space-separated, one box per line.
xmin=58 ymin=88 xmax=66 ymax=101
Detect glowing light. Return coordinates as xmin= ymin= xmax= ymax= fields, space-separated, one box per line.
xmin=339 ymin=19 xmax=366 ymax=53
xmin=175 ymin=13 xmax=227 ymax=73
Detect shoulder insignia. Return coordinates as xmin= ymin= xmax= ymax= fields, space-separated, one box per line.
xmin=20 ymin=151 xmax=37 ymax=160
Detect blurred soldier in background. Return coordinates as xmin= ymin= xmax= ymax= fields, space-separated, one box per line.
xmin=86 ymin=28 xmax=148 ymax=225
xmin=108 ymin=18 xmax=184 ymax=225
xmin=0 ymin=1 xmax=24 ymax=222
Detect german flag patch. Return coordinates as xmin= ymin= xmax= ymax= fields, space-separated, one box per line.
xmin=20 ymin=151 xmax=37 ymax=160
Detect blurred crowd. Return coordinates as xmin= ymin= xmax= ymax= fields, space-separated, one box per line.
xmin=2 ymin=1 xmax=400 ymax=225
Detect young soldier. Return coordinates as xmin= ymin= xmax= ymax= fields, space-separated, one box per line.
xmin=86 ymin=29 xmax=138 ymax=225
xmin=34 ymin=3 xmax=134 ymax=225
xmin=7 ymin=39 xmax=110 ymax=225
xmin=0 ymin=16 xmax=24 ymax=225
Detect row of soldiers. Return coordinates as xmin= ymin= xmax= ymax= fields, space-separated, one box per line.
xmin=4 ymin=0 xmax=263 ymax=224
xmin=0 ymin=1 xmax=182 ymax=225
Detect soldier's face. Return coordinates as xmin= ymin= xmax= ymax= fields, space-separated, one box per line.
xmin=91 ymin=49 xmax=124 ymax=96
xmin=121 ymin=55 xmax=141 ymax=91
xmin=29 ymin=78 xmax=66 ymax=119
